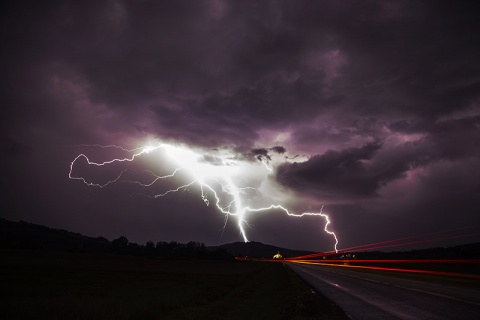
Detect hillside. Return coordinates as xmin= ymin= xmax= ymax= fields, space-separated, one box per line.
xmin=0 ymin=218 xmax=110 ymax=252
xmin=0 ymin=218 xmax=314 ymax=258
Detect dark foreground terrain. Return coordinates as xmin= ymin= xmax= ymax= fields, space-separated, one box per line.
xmin=0 ymin=249 xmax=348 ymax=320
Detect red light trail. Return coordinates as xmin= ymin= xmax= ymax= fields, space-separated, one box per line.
xmin=287 ymin=224 xmax=480 ymax=260
xmin=287 ymin=260 xmax=480 ymax=280
xmin=237 ymin=225 xmax=480 ymax=280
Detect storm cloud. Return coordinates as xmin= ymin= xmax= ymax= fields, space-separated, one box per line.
xmin=2 ymin=0 xmax=479 ymax=251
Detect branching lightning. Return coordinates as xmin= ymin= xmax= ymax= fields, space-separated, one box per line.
xmin=69 ymin=142 xmax=339 ymax=252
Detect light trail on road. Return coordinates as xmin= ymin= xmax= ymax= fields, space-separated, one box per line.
xmin=237 ymin=224 xmax=480 ymax=281
xmin=286 ymin=224 xmax=480 ymax=260
xmin=238 ymin=256 xmax=480 ymax=279
xmin=287 ymin=262 xmax=480 ymax=319
xmin=287 ymin=259 xmax=480 ymax=279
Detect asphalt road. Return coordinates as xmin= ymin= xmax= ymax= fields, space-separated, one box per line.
xmin=287 ymin=263 xmax=480 ymax=320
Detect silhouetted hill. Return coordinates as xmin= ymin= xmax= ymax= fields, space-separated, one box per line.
xmin=0 ymin=218 xmax=232 ymax=259
xmin=212 ymin=241 xmax=315 ymax=259
xmin=0 ymin=219 xmax=313 ymax=258
xmin=0 ymin=218 xmax=110 ymax=252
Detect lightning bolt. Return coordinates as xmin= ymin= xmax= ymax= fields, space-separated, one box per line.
xmin=244 ymin=205 xmax=338 ymax=251
xmin=69 ymin=142 xmax=339 ymax=252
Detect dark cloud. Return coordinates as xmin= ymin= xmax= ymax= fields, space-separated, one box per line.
xmin=271 ymin=146 xmax=286 ymax=154
xmin=250 ymin=145 xmax=286 ymax=162
xmin=388 ymin=115 xmax=480 ymax=160
xmin=277 ymin=142 xmax=393 ymax=198
xmin=251 ymin=148 xmax=271 ymax=161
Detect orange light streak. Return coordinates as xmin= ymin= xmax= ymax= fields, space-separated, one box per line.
xmin=287 ymin=224 xmax=480 ymax=260
xmin=290 ymin=260 xmax=480 ymax=279
xmin=290 ymin=259 xmax=480 ymax=264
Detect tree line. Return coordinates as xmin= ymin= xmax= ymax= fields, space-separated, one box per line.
xmin=0 ymin=219 xmax=233 ymax=260
xmin=109 ymin=236 xmax=233 ymax=260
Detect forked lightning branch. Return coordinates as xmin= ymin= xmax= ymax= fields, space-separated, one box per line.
xmin=69 ymin=142 xmax=339 ymax=252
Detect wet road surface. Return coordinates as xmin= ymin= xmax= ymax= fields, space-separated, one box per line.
xmin=288 ymin=263 xmax=480 ymax=320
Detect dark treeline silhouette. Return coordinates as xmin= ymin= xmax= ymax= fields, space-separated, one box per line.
xmin=0 ymin=218 xmax=232 ymax=260
xmin=2 ymin=218 xmax=478 ymax=261
xmin=110 ymin=236 xmax=232 ymax=260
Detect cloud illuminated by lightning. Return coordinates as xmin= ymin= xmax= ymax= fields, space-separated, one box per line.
xmin=69 ymin=142 xmax=339 ymax=252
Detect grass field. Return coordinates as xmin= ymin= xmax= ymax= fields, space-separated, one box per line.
xmin=0 ymin=249 xmax=348 ymax=319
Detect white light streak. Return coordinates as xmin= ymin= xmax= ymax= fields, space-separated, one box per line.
xmin=69 ymin=142 xmax=339 ymax=252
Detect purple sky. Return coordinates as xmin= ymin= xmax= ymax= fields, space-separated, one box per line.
xmin=2 ymin=0 xmax=480 ymax=251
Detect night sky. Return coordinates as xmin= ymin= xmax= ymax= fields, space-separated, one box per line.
xmin=2 ymin=0 xmax=480 ymax=252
